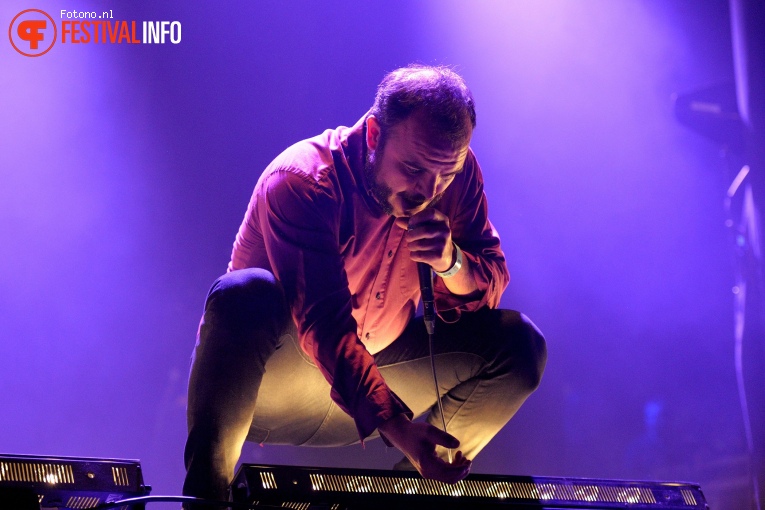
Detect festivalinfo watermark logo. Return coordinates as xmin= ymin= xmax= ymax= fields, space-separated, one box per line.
xmin=9 ymin=8 xmax=182 ymax=57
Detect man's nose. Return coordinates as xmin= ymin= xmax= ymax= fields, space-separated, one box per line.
xmin=418 ymin=174 xmax=439 ymax=200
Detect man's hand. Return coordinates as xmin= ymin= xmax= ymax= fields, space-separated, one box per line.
xmin=396 ymin=209 xmax=478 ymax=296
xmin=378 ymin=414 xmax=471 ymax=484
xmin=396 ymin=209 xmax=455 ymax=273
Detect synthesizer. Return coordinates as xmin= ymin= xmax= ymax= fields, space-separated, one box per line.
xmin=231 ymin=464 xmax=708 ymax=510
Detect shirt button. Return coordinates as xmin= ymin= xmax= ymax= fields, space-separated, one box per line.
xmin=387 ymin=250 xmax=393 ymax=258
xmin=375 ymin=292 xmax=382 ymax=300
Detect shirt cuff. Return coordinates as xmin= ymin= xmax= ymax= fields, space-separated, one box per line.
xmin=334 ymin=385 xmax=413 ymax=442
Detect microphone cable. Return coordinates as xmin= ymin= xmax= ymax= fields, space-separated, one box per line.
xmin=417 ymin=262 xmax=453 ymax=464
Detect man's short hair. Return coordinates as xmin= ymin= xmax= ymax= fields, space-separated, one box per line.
xmin=370 ymin=64 xmax=476 ymax=149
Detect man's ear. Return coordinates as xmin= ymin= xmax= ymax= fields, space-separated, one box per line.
xmin=366 ymin=115 xmax=381 ymax=151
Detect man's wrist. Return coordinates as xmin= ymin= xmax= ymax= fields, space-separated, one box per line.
xmin=435 ymin=243 xmax=463 ymax=279
xmin=378 ymin=413 xmax=409 ymax=444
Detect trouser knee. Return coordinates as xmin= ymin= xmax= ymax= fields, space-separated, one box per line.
xmin=202 ymin=268 xmax=290 ymax=341
xmin=495 ymin=310 xmax=547 ymax=392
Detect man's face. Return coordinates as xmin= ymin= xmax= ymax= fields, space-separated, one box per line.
xmin=365 ymin=111 xmax=471 ymax=218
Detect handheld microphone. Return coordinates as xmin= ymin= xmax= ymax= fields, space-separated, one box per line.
xmin=417 ymin=262 xmax=436 ymax=335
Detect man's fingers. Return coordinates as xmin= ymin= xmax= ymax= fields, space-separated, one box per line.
xmin=408 ymin=246 xmax=444 ymax=263
xmin=409 ymin=208 xmax=448 ymax=226
xmin=407 ymin=226 xmax=451 ymax=259
xmin=420 ymin=455 xmax=471 ymax=484
xmin=451 ymin=451 xmax=471 ymax=468
xmin=408 ymin=234 xmax=447 ymax=251
xmin=425 ymin=425 xmax=461 ymax=449
xmin=406 ymin=220 xmax=450 ymax=239
xmin=394 ymin=217 xmax=409 ymax=230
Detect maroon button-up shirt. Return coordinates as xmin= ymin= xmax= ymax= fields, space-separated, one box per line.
xmin=228 ymin=114 xmax=509 ymax=440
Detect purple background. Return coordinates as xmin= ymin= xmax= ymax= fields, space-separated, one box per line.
xmin=0 ymin=1 xmax=748 ymax=508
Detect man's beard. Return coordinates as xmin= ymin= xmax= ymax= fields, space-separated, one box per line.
xmin=365 ymin=145 xmax=445 ymax=217
xmin=365 ymin=146 xmax=394 ymax=215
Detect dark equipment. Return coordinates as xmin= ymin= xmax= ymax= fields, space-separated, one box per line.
xmin=231 ymin=464 xmax=708 ymax=510
xmin=0 ymin=453 xmax=150 ymax=509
